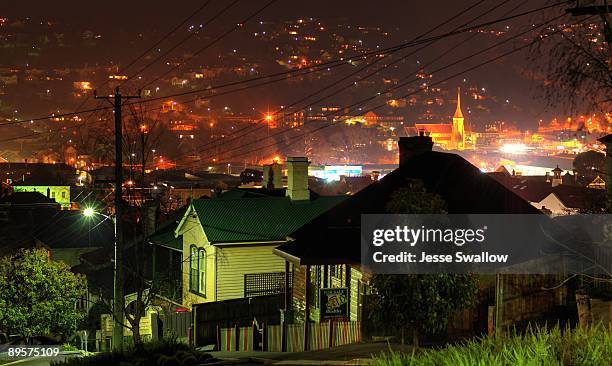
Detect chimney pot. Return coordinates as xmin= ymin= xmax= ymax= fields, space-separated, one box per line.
xmin=398 ymin=135 xmax=433 ymax=165
xmin=286 ymin=157 xmax=310 ymax=201
xmin=262 ymin=162 xmax=282 ymax=189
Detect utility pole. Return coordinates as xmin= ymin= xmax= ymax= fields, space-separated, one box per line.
xmin=567 ymin=0 xmax=612 ymax=42
xmin=140 ymin=123 xmax=148 ymax=235
xmin=95 ymin=86 xmax=140 ymax=351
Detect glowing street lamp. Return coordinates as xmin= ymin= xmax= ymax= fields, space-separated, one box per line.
xmin=83 ymin=207 xmax=95 ymax=218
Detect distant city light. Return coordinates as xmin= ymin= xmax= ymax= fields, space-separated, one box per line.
xmin=499 ymin=143 xmax=529 ymax=155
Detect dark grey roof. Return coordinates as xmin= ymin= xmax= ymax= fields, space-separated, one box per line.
xmin=275 ymin=151 xmax=541 ymax=265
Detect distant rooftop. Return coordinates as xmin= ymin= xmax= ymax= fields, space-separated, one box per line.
xmin=0 ymin=191 xmax=58 ymax=206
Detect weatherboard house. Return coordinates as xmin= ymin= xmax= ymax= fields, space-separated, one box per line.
xmin=148 ymin=157 xmax=346 ymax=309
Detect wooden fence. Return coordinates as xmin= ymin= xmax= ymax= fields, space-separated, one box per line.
xmin=218 ymin=327 xmax=236 ymax=352
xmin=157 ymin=311 xmax=192 ymax=343
xmin=285 ymin=324 xmax=304 ymax=352
xmin=216 ymin=321 xmax=361 ymax=352
xmin=193 ymin=294 xmax=283 ymax=346
xmin=266 ymin=325 xmax=282 ymax=352
xmin=332 ymin=321 xmax=361 ymax=347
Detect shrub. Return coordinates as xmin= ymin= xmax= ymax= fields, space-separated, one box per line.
xmin=62 ymin=344 xmax=80 ymax=352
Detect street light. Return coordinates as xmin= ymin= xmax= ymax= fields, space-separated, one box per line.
xmin=82 ymin=207 xmax=121 ymax=350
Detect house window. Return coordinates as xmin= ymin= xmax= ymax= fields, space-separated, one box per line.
xmin=189 ymin=246 xmax=205 ymax=296
xmin=51 ymin=191 xmax=56 ymax=198
xmin=61 ymin=191 xmax=66 ymax=199
xmin=198 ymin=249 xmax=206 ymax=295
xmin=189 ymin=246 xmax=198 ymax=293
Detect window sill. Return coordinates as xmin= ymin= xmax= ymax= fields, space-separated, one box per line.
xmin=189 ymin=289 xmax=206 ymax=298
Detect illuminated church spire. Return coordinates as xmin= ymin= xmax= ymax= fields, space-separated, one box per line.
xmin=454 ymin=87 xmax=464 ymax=119
xmin=451 ymin=87 xmax=465 ymax=150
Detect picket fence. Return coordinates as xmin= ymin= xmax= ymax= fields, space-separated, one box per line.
xmin=217 ymin=321 xmax=361 ymax=352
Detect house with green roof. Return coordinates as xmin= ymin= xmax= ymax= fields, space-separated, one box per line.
xmin=149 ymin=157 xmax=346 ymax=309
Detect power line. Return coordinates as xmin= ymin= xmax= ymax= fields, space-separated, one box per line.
xmin=216 ymin=14 xmax=588 ymax=164
xmin=3 ymin=0 xmax=569 ymax=128
xmin=139 ymin=0 xmax=279 ymax=89
xmin=123 ymin=0 xmax=235 ymax=86
xmin=168 ymin=0 xmax=557 ymax=166
xmin=178 ymin=11 xmax=575 ymax=166
xmin=0 ymin=1 xmax=220 ymax=147
xmin=120 ymin=0 xmax=214 ymax=79
xmin=159 ymin=0 xmax=495 ymax=160
xmin=56 ymin=1 xmax=216 ymax=141
xmin=130 ymin=1 xmax=570 ymax=105
xmin=0 ymin=2 xmax=560 ymax=165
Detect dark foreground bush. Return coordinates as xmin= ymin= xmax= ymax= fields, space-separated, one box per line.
xmin=51 ymin=339 xmax=216 ymax=366
xmin=372 ymin=325 xmax=612 ymax=366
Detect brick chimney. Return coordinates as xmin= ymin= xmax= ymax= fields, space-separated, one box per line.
xmin=262 ymin=162 xmax=282 ymax=189
xmin=286 ymin=157 xmax=310 ymax=201
xmin=398 ymin=130 xmax=433 ymax=166
xmin=598 ymin=134 xmax=612 ymax=200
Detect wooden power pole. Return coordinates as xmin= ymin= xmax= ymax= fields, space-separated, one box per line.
xmin=95 ymin=86 xmax=140 ymax=351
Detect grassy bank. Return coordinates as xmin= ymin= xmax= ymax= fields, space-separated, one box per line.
xmin=51 ymin=339 xmax=216 ymax=366
xmin=372 ymin=325 xmax=612 ymax=366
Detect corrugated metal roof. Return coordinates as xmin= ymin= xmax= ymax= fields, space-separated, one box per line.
xmin=192 ymin=195 xmax=346 ymax=243
xmin=148 ymin=207 xmax=187 ymax=251
xmin=149 ymin=230 xmax=183 ymax=251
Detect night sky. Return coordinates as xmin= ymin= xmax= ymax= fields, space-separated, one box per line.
xmin=1 ymin=1 xmax=548 ymax=31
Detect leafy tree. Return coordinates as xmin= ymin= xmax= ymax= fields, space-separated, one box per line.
xmin=573 ymin=150 xmax=605 ymax=183
xmin=368 ymin=180 xmax=478 ymax=346
xmin=0 ymin=248 xmax=87 ymax=339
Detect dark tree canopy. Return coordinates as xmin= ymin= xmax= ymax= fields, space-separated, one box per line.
xmin=385 ymin=180 xmax=448 ymax=214
xmin=573 ymin=150 xmax=605 ymax=182
xmin=368 ymin=180 xmax=478 ymax=345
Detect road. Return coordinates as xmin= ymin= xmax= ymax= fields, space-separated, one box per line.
xmin=1 ymin=353 xmax=81 ymax=366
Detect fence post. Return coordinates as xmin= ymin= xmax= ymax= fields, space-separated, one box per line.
xmin=304 ymin=264 xmax=311 ymax=352
xmin=281 ymin=320 xmax=287 ymax=352
xmin=261 ymin=322 xmax=267 ymax=351
xmin=192 ymin=308 xmax=197 ymax=347
xmin=252 ymin=322 xmax=257 ymax=351
xmin=328 ymin=319 xmax=333 ymax=348
xmin=235 ymin=325 xmax=239 ymax=352
xmin=215 ymin=325 xmax=220 ymax=351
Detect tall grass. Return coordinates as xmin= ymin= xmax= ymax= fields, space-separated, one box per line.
xmin=372 ymin=325 xmax=612 ymax=366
